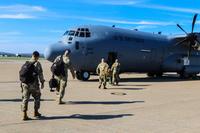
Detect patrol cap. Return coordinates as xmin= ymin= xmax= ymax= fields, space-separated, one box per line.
xmin=32 ymin=51 xmax=40 ymax=57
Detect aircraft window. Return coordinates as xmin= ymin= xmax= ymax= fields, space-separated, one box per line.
xmin=79 ymin=32 xmax=85 ymax=37
xmin=75 ymin=28 xmax=91 ymax=38
xmin=68 ymin=30 xmax=75 ymax=36
xmin=63 ymin=31 xmax=69 ymax=36
xmin=69 ymin=37 xmax=73 ymax=41
xmin=86 ymin=32 xmax=91 ymax=37
xmin=75 ymin=31 xmax=79 ymax=36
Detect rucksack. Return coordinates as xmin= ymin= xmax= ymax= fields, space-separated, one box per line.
xmin=51 ymin=56 xmax=65 ymax=77
xmin=19 ymin=61 xmax=38 ymax=84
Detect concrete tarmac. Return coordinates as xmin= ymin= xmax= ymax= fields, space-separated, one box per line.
xmin=0 ymin=60 xmax=200 ymax=133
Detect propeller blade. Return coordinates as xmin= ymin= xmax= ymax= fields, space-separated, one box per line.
xmin=192 ymin=14 xmax=198 ymax=33
xmin=175 ymin=38 xmax=188 ymax=46
xmin=177 ymin=24 xmax=188 ymax=35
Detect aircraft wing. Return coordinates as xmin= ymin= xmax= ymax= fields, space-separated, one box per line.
xmin=170 ymin=34 xmax=188 ymax=46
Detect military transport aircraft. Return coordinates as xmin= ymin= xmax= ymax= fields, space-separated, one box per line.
xmin=44 ymin=14 xmax=200 ymax=81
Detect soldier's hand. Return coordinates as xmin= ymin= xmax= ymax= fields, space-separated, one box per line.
xmin=41 ymin=83 xmax=44 ymax=89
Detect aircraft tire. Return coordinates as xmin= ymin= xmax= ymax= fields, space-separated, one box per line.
xmin=80 ymin=71 xmax=90 ymax=81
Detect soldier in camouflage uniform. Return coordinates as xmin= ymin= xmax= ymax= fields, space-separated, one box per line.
xmin=54 ymin=50 xmax=75 ymax=104
xmin=21 ymin=51 xmax=45 ymax=120
xmin=96 ymin=58 xmax=109 ymax=89
xmin=111 ymin=59 xmax=120 ymax=85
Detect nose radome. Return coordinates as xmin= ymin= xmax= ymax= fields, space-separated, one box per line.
xmin=44 ymin=42 xmax=70 ymax=62
xmin=44 ymin=46 xmax=51 ymax=61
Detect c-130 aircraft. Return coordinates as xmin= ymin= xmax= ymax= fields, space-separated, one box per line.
xmin=44 ymin=14 xmax=200 ymax=81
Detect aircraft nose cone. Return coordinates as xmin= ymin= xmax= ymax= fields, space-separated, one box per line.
xmin=44 ymin=42 xmax=69 ymax=62
xmin=44 ymin=46 xmax=52 ymax=61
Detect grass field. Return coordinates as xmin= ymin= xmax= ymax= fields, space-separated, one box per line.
xmin=0 ymin=57 xmax=45 ymax=61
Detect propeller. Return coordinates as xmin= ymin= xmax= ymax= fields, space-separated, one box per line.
xmin=176 ymin=13 xmax=200 ymax=57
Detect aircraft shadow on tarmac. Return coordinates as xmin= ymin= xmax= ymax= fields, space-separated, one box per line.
xmin=0 ymin=98 xmax=55 ymax=102
xmin=66 ymin=101 xmax=144 ymax=105
xmin=89 ymin=75 xmax=196 ymax=83
xmin=40 ymin=114 xmax=133 ymax=120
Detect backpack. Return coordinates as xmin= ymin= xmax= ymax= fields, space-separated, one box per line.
xmin=51 ymin=56 xmax=65 ymax=77
xmin=19 ymin=61 xmax=38 ymax=84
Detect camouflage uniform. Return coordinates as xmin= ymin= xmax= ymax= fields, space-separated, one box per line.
xmin=54 ymin=55 xmax=75 ymax=104
xmin=21 ymin=58 xmax=45 ymax=112
xmin=111 ymin=61 xmax=120 ymax=85
xmin=96 ymin=61 xmax=109 ymax=89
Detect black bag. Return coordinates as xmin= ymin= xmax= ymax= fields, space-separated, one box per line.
xmin=49 ymin=76 xmax=59 ymax=92
xmin=51 ymin=56 xmax=65 ymax=77
xmin=19 ymin=61 xmax=37 ymax=84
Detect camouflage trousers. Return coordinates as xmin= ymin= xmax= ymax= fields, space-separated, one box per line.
xmin=112 ymin=73 xmax=120 ymax=85
xmin=99 ymin=75 xmax=107 ymax=87
xmin=55 ymin=77 xmax=67 ymax=101
xmin=21 ymin=83 xmax=41 ymax=112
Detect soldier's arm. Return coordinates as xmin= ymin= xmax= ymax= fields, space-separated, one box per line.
xmin=53 ymin=55 xmax=61 ymax=63
xmin=111 ymin=64 xmax=114 ymax=71
xmin=96 ymin=65 xmax=100 ymax=74
xmin=37 ymin=62 xmax=45 ymax=84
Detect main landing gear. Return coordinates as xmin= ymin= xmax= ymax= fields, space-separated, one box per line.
xmin=76 ymin=71 xmax=90 ymax=81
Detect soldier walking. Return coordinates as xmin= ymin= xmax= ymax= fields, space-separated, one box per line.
xmin=52 ymin=50 xmax=75 ymax=104
xmin=20 ymin=51 xmax=45 ymax=120
xmin=111 ymin=59 xmax=120 ymax=85
xmin=96 ymin=58 xmax=109 ymax=89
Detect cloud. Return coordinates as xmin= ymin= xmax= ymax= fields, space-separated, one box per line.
xmin=86 ymin=0 xmax=200 ymax=14
xmin=133 ymin=25 xmax=157 ymax=30
xmin=139 ymin=4 xmax=200 ymax=14
xmin=91 ymin=0 xmax=139 ymax=5
xmin=73 ymin=16 xmax=174 ymax=26
xmin=0 ymin=4 xmax=46 ymax=12
xmin=0 ymin=13 xmax=35 ymax=19
xmin=0 ymin=31 xmax=22 ymax=36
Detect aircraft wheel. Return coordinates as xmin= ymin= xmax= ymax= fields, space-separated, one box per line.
xmin=179 ymin=72 xmax=191 ymax=79
xmin=80 ymin=71 xmax=90 ymax=81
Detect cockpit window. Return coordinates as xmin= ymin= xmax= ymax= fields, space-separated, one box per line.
xmin=79 ymin=32 xmax=85 ymax=37
xmin=68 ymin=30 xmax=75 ymax=36
xmin=63 ymin=31 xmax=69 ymax=36
xmin=75 ymin=31 xmax=79 ymax=36
xmin=86 ymin=32 xmax=91 ymax=37
xmin=66 ymin=28 xmax=91 ymax=38
xmin=76 ymin=28 xmax=91 ymax=38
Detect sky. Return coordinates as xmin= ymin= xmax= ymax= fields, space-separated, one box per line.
xmin=0 ymin=0 xmax=200 ymax=53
